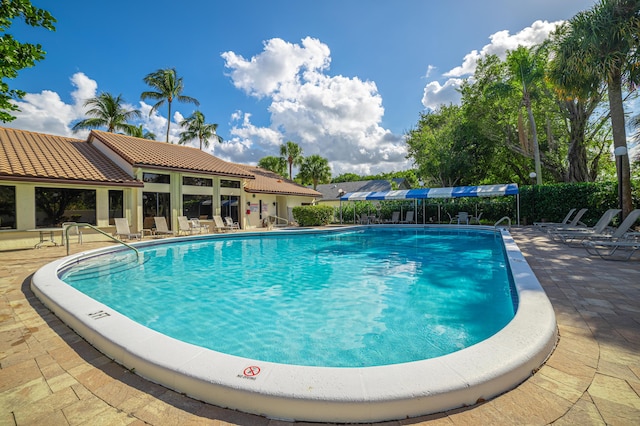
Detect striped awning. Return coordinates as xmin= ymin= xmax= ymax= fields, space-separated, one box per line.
xmin=340 ymin=183 xmax=519 ymax=201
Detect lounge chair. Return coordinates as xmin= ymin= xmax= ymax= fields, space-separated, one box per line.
xmin=399 ymin=211 xmax=414 ymax=224
xmin=583 ymin=239 xmax=640 ymax=261
xmin=534 ymin=208 xmax=577 ymax=228
xmin=578 ymin=209 xmax=640 ymax=244
xmin=542 ymin=208 xmax=588 ymax=232
xmin=177 ymin=216 xmax=194 ymax=235
xmin=154 ymin=216 xmax=175 ymax=236
xmin=191 ymin=218 xmax=210 ymax=233
xmin=62 ymin=222 xmax=83 ymax=245
xmin=548 ymin=209 xmax=621 ymax=244
xmin=385 ymin=211 xmax=400 ymax=224
xmin=212 ymin=215 xmax=232 ymax=233
xmin=114 ymin=218 xmax=141 ymax=240
xmin=224 ymin=217 xmax=240 ymax=230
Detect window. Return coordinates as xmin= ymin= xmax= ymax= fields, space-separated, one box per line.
xmin=221 ymin=195 xmax=240 ymax=227
xmin=183 ymin=195 xmax=212 ymax=219
xmin=0 ymin=185 xmax=16 ymax=229
xmin=35 ymin=188 xmax=96 ymax=227
xmin=143 ymin=172 xmax=170 ymax=184
xmin=220 ymin=179 xmax=241 ymax=188
xmin=108 ymin=190 xmax=124 ymax=225
xmin=183 ymin=176 xmax=213 ymax=187
xmin=143 ymin=192 xmax=171 ymax=229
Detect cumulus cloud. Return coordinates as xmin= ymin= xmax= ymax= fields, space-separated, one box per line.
xmin=222 ymin=37 xmax=409 ymax=175
xmin=423 ymin=20 xmax=562 ymax=110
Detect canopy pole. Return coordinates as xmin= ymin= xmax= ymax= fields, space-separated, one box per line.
xmin=517 ymin=194 xmax=520 ymax=225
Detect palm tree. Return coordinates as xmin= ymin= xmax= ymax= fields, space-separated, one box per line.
xmin=279 ymin=141 xmax=303 ymax=180
xmin=258 ymin=156 xmax=289 ymax=177
xmin=141 ymin=68 xmax=200 ymax=143
xmin=178 ymin=110 xmax=222 ymax=150
xmin=552 ymin=0 xmax=640 ymax=218
xmin=72 ymin=93 xmax=141 ymax=134
xmin=298 ymin=154 xmax=331 ymax=190
xmin=506 ymin=46 xmax=545 ymax=185
xmin=127 ymin=124 xmax=156 ymax=140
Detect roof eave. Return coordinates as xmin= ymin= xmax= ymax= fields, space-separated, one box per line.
xmin=0 ymin=175 xmax=144 ymax=187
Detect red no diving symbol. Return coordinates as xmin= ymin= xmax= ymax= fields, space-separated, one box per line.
xmin=243 ymin=366 xmax=261 ymax=377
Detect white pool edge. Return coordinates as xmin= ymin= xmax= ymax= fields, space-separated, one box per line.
xmin=31 ymin=226 xmax=557 ymax=423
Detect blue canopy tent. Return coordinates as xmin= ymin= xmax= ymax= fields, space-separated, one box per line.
xmin=339 ymin=183 xmax=520 ymax=224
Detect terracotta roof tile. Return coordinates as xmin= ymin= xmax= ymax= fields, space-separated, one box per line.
xmin=90 ymin=131 xmax=255 ymax=179
xmin=0 ymin=127 xmax=142 ymax=186
xmin=234 ymin=164 xmax=321 ymax=197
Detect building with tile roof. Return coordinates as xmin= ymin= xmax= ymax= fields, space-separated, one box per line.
xmin=0 ymin=127 xmax=320 ymax=250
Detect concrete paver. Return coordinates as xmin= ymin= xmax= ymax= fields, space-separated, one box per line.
xmin=1 ymin=227 xmax=639 ymax=425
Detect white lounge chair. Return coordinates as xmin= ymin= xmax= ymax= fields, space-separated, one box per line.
xmin=154 ymin=216 xmax=175 ymax=236
xmin=385 ymin=211 xmax=400 ymax=224
xmin=191 ymin=218 xmax=209 ymax=233
xmin=224 ymin=217 xmax=239 ymax=230
xmin=579 ymin=209 xmax=640 ymax=244
xmin=399 ymin=211 xmax=414 ymax=224
xmin=548 ymin=209 xmax=621 ymax=244
xmin=584 ymin=239 xmax=640 ymax=260
xmin=213 ymin=215 xmax=232 ymax=233
xmin=177 ymin=216 xmax=194 ymax=235
xmin=541 ymin=208 xmax=588 ymax=231
xmin=114 ymin=218 xmax=141 ymax=240
xmin=62 ymin=222 xmax=83 ymax=245
xmin=534 ymin=208 xmax=577 ymax=228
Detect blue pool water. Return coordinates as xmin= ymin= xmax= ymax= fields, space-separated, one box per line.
xmin=60 ymin=228 xmax=517 ymax=367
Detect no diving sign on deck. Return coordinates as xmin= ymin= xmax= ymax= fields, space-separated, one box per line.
xmin=238 ymin=365 xmax=261 ymax=380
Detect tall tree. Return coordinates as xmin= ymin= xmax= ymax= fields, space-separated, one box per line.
xmin=258 ymin=156 xmax=288 ymax=177
xmin=0 ymin=0 xmax=56 ymax=122
xmin=178 ymin=110 xmax=222 ymax=150
xmin=552 ymin=0 xmax=640 ymax=218
xmin=72 ymin=93 xmax=141 ymax=134
xmin=127 ymin=124 xmax=156 ymax=140
xmin=141 ymin=68 xmax=199 ymax=143
xmin=297 ymin=154 xmax=331 ymax=190
xmin=279 ymin=141 xmax=303 ymax=180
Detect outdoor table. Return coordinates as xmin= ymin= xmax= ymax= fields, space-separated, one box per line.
xmin=27 ymin=227 xmax=63 ymax=248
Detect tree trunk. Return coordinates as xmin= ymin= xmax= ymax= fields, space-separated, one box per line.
xmin=524 ymin=94 xmax=542 ymax=184
xmin=165 ymin=101 xmax=172 ymax=143
xmin=565 ymin=101 xmax=591 ymax=182
xmin=608 ymin=71 xmax=633 ymax=219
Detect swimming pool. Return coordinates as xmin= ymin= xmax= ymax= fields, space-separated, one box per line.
xmin=32 ymin=225 xmax=557 ymax=422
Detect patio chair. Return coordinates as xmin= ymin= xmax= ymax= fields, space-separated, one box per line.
xmin=399 ymin=211 xmax=414 ymax=224
xmin=177 ymin=216 xmax=194 ymax=235
xmin=583 ymin=239 xmax=640 ymax=261
xmin=212 ymin=215 xmax=232 ymax=233
xmin=469 ymin=212 xmax=483 ymax=225
xmin=457 ymin=212 xmax=469 ymax=225
xmin=224 ymin=217 xmax=240 ymax=230
xmin=385 ymin=211 xmax=400 ymax=224
xmin=548 ymin=209 xmax=621 ymax=244
xmin=534 ymin=208 xmax=576 ymax=228
xmin=114 ymin=218 xmax=141 ymax=240
xmin=191 ymin=218 xmax=210 ymax=233
xmin=154 ymin=216 xmax=175 ymax=236
xmin=542 ymin=208 xmax=588 ymax=232
xmin=359 ymin=214 xmax=370 ymax=225
xmin=61 ymin=222 xmax=83 ymax=245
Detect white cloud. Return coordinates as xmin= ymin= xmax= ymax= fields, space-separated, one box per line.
xmin=222 ymin=37 xmax=409 ymax=175
xmin=423 ymin=20 xmax=563 ymax=111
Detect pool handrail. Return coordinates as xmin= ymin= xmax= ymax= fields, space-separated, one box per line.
xmin=65 ymin=223 xmax=140 ymax=259
xmin=494 ymin=216 xmax=512 ymax=230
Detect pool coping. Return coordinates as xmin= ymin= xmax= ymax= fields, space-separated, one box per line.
xmin=30 ymin=225 xmax=558 ymax=423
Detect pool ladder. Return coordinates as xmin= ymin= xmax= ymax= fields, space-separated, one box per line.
xmin=494 ymin=216 xmax=511 ymax=230
xmin=64 ymin=223 xmax=140 ymax=259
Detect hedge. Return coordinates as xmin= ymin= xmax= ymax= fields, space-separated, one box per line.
xmin=292 ymin=205 xmax=335 ymax=226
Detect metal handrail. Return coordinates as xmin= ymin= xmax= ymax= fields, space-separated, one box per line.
xmin=494 ymin=216 xmax=512 ymax=230
xmin=268 ymin=215 xmax=289 ymax=226
xmin=65 ymin=223 xmax=140 ymax=259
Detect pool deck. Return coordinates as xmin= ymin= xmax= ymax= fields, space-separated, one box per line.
xmin=1 ymin=227 xmax=639 ymax=425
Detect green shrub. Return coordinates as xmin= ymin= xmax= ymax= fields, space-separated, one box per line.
xmin=293 ymin=205 xmax=335 ymax=226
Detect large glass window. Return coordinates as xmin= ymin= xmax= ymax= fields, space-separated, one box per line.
xmin=0 ymin=185 xmax=16 ymax=229
xmin=35 ymin=187 xmax=96 ymax=227
xmin=183 ymin=176 xmax=213 ymax=187
xmin=221 ymin=195 xmax=240 ymax=228
xmin=220 ymin=179 xmax=241 ymax=188
xmin=108 ymin=190 xmax=124 ymax=225
xmin=143 ymin=192 xmax=171 ymax=229
xmin=143 ymin=172 xmax=170 ymax=184
xmin=183 ymin=195 xmax=212 ymax=219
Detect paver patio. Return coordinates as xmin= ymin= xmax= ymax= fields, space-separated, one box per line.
xmin=1 ymin=227 xmax=639 ymax=425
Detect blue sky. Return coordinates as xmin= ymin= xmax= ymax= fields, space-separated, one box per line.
xmin=8 ymin=0 xmax=613 ymax=175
